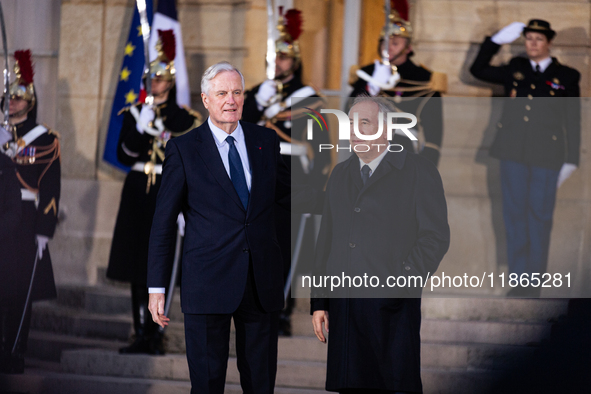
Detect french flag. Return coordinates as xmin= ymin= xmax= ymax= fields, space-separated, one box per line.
xmin=149 ymin=0 xmax=190 ymax=107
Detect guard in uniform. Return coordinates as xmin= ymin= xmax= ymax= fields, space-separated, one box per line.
xmin=107 ymin=30 xmax=201 ymax=354
xmin=242 ymin=8 xmax=331 ymax=336
xmin=470 ymin=20 xmax=580 ymax=296
xmin=349 ymin=0 xmax=446 ymax=167
xmin=0 ymin=50 xmax=61 ymax=373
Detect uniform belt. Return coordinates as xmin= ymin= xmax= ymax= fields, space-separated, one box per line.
xmin=131 ymin=162 xmax=163 ymax=175
xmin=21 ymin=188 xmax=38 ymax=201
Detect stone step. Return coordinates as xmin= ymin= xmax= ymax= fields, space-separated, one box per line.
xmin=27 ymin=330 xmax=127 ymax=362
xmin=0 ymin=360 xmax=329 ymax=394
xmin=58 ymin=349 xmax=505 ymax=393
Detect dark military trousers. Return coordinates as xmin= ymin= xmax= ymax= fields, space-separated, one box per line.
xmin=500 ymin=160 xmax=560 ymax=276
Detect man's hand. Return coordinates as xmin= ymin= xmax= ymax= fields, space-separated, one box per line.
xmin=136 ymin=105 xmax=155 ymax=134
xmin=369 ymin=60 xmax=392 ymax=96
xmin=557 ymin=163 xmax=577 ymax=188
xmin=312 ymin=310 xmax=329 ymax=343
xmin=255 ymin=79 xmax=278 ymax=109
xmin=36 ymin=235 xmax=49 ymax=259
xmin=491 ymin=22 xmax=526 ymax=45
xmin=148 ymin=293 xmax=170 ymax=328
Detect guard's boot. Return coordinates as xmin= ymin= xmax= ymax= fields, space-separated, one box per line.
xmin=0 ymin=307 xmax=12 ymax=373
xmin=119 ymin=285 xmax=150 ymax=354
xmin=148 ymin=329 xmax=165 ymax=356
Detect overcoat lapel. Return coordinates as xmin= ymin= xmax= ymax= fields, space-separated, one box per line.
xmin=242 ymin=121 xmax=263 ymax=216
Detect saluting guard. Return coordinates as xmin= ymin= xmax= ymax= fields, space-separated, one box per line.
xmin=0 ymin=50 xmax=61 ymax=373
xmin=107 ymin=29 xmax=202 ymax=354
xmin=242 ymin=7 xmax=331 ymax=336
xmin=470 ymin=20 xmax=580 ymax=296
xmin=350 ymin=0 xmax=446 ymax=167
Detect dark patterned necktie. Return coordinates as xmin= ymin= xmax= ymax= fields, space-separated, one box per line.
xmin=226 ymin=136 xmax=249 ymax=209
xmin=361 ymin=165 xmax=371 ymax=185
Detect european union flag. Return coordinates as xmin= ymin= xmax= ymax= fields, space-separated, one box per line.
xmin=103 ymin=1 xmax=153 ymax=171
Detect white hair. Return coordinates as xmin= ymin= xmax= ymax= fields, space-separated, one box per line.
xmin=201 ymin=62 xmax=245 ymax=95
xmin=349 ymin=95 xmax=397 ymax=115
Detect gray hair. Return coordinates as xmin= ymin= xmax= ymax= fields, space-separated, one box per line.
xmin=348 ymin=94 xmax=397 ymax=116
xmin=201 ymin=61 xmax=245 ymax=95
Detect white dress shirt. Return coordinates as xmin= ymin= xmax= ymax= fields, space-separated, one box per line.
xmin=530 ymin=57 xmax=552 ymax=73
xmin=359 ymin=147 xmax=389 ymax=178
xmin=149 ymin=118 xmax=252 ymax=295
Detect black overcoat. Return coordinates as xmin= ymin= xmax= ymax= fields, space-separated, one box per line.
xmin=311 ymin=150 xmax=450 ymax=393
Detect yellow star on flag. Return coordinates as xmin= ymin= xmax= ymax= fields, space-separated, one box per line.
xmin=124 ymin=42 xmax=135 ymax=57
xmin=137 ymin=25 xmax=143 ymax=37
xmin=125 ymin=89 xmax=138 ymax=104
xmin=120 ymin=67 xmax=131 ymax=82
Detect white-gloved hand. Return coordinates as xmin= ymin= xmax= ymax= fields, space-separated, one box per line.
xmin=136 ymin=105 xmax=155 ymax=134
xmin=491 ymin=22 xmax=526 ymax=45
xmin=557 ymin=163 xmax=577 ymax=188
xmin=368 ymin=60 xmax=392 ymax=96
xmin=36 ymin=235 xmax=49 ymax=259
xmin=177 ymin=213 xmax=185 ymax=237
xmin=0 ymin=126 xmax=11 ymax=146
xmin=255 ymin=80 xmax=278 ymax=109
xmin=263 ymin=103 xmax=283 ymax=120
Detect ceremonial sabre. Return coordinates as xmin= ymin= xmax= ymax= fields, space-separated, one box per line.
xmin=158 ymin=227 xmax=183 ymax=334
xmin=12 ymin=246 xmax=41 ymax=354
xmin=0 ymin=2 xmax=14 ymax=150
xmin=265 ymin=0 xmax=276 ymax=81
xmin=381 ymin=0 xmax=395 ymax=72
xmin=136 ymin=0 xmax=153 ymax=106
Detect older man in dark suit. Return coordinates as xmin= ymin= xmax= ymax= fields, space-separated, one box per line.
xmin=147 ymin=62 xmax=290 ymax=394
xmin=311 ymin=96 xmax=450 ymax=393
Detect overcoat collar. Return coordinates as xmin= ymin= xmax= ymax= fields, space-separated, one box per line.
xmin=344 ymin=149 xmax=407 ymax=196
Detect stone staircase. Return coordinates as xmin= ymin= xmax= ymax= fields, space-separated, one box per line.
xmin=0 ymin=284 xmax=571 ymax=394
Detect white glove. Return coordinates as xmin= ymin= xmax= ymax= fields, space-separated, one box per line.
xmin=369 ymin=60 xmax=392 ymax=96
xmin=557 ymin=163 xmax=577 ymax=188
xmin=136 ymin=105 xmax=155 ymax=134
xmin=36 ymin=235 xmax=49 ymax=259
xmin=263 ymin=103 xmax=283 ymax=120
xmin=491 ymin=22 xmax=526 ymax=45
xmin=255 ymin=80 xmax=278 ymax=110
xmin=0 ymin=126 xmax=11 ymax=146
xmin=177 ymin=213 xmax=185 ymax=237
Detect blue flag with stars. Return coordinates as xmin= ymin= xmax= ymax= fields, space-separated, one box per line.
xmin=103 ymin=1 xmax=153 ymax=171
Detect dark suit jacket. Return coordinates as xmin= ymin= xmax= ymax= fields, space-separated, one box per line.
xmin=311 ymin=150 xmax=450 ymax=392
xmin=470 ymin=37 xmax=580 ymax=170
xmin=147 ymin=120 xmax=290 ymax=314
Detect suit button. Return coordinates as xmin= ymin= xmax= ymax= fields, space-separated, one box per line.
xmin=524 ymin=116 xmax=529 ymax=122
xmin=405 ymin=266 xmax=411 ymax=271
xmin=349 ymin=243 xmax=356 ymax=248
xmin=525 ymin=105 xmax=531 ymax=111
xmin=243 ymin=248 xmax=249 ymax=253
xmin=245 ymin=223 xmax=249 ymax=227
xmin=530 ymin=84 xmax=536 ymax=89
xmin=354 ymin=207 xmax=361 ymax=213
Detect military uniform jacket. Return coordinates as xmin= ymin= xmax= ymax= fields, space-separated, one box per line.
xmin=470 ymin=37 xmax=581 ymax=170
xmin=107 ymin=101 xmax=200 ymax=285
xmin=11 ymin=116 xmax=61 ymax=302
xmin=311 ymin=150 xmax=450 ymax=392
xmin=350 ymin=59 xmax=444 ymax=167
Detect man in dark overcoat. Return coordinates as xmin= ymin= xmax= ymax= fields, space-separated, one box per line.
xmin=311 ymin=96 xmax=450 ymax=393
xmin=470 ymin=19 xmax=580 ymax=296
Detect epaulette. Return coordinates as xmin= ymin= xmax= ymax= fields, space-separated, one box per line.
xmin=117 ymin=102 xmax=141 ymax=116
xmin=430 ymin=71 xmax=448 ymax=93
xmin=348 ymin=65 xmax=361 ymax=86
xmin=182 ymin=105 xmax=203 ymax=122
xmin=47 ymin=126 xmax=61 ymax=139
xmin=419 ymin=63 xmax=432 ymax=72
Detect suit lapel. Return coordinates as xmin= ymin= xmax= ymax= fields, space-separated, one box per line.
xmin=355 ymin=150 xmax=407 ymax=199
xmin=242 ymin=122 xmax=262 ymax=215
xmin=194 ymin=122 xmax=245 ymax=210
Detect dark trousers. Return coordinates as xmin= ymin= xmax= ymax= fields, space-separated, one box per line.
xmin=500 ymin=160 xmax=559 ymax=276
xmin=183 ymin=265 xmax=279 ymax=394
